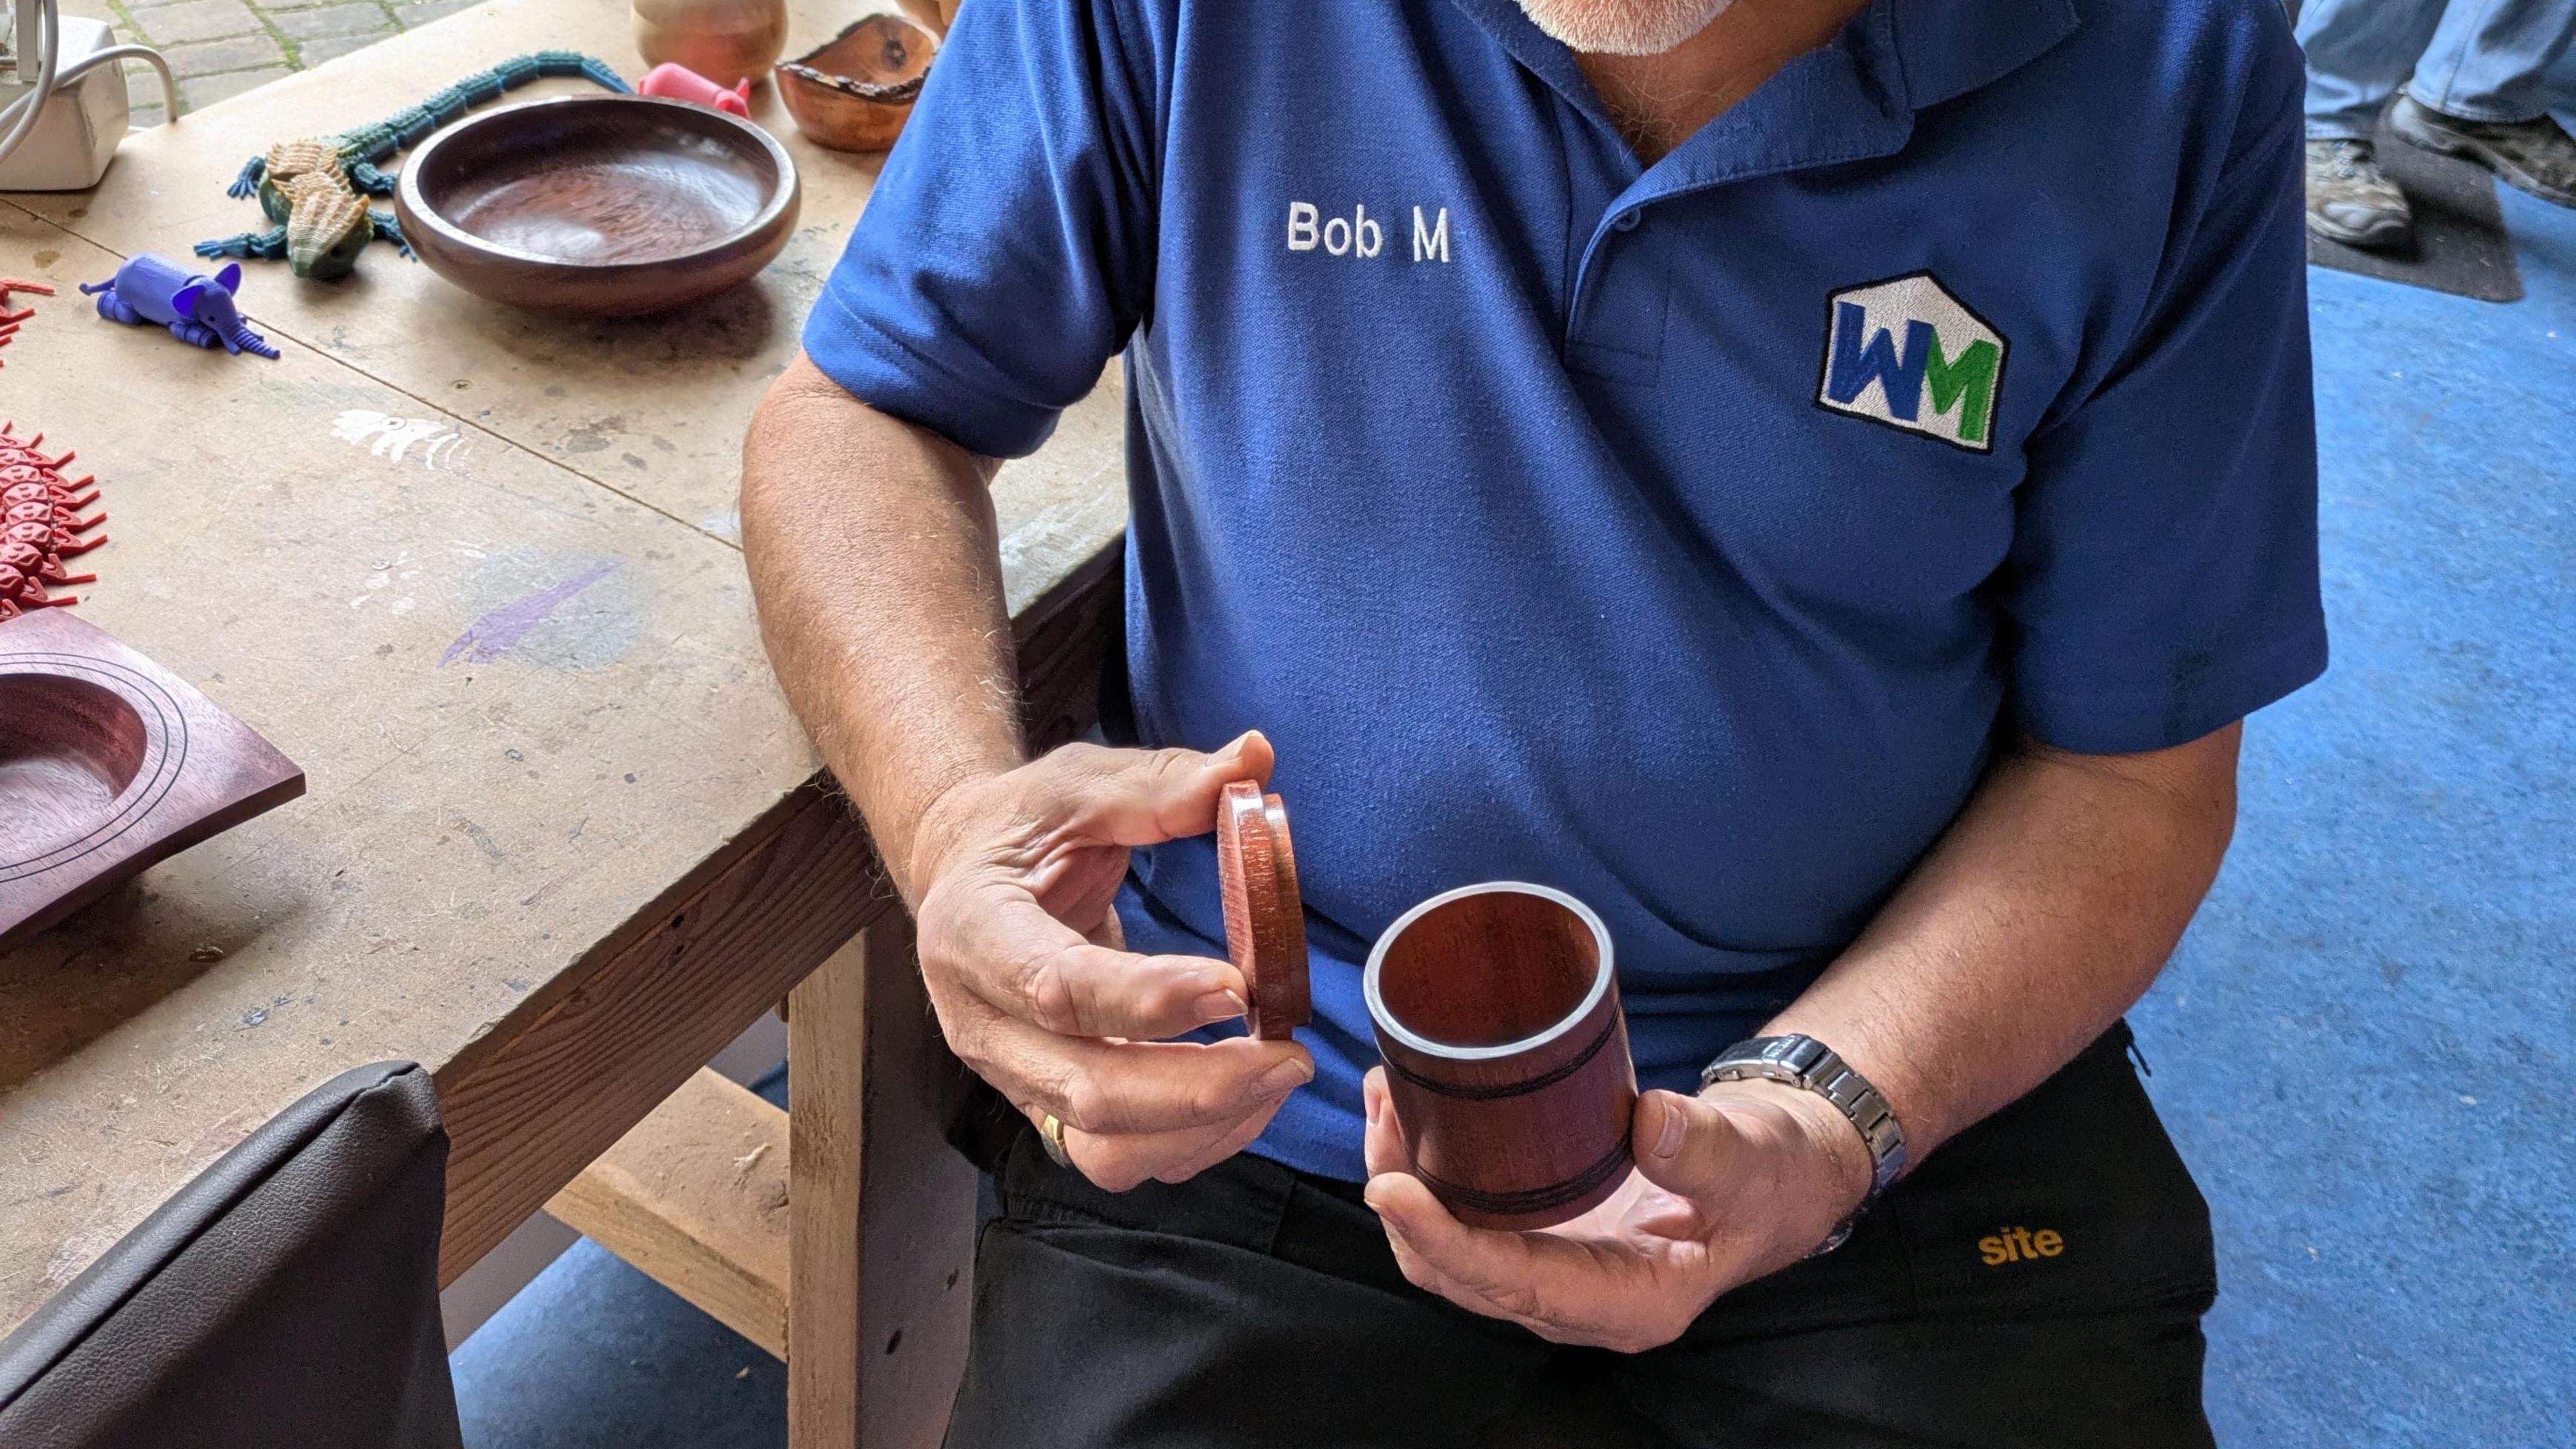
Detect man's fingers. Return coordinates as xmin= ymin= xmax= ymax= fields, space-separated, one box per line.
xmin=1363 ymin=1171 xmax=1461 ymax=1288
xmin=1025 ymin=1061 xmax=1297 ymax=1191
xmin=1362 ymin=1067 xmax=1408 ymax=1177
xmin=1364 ymin=1173 xmax=1550 ymax=1322
xmin=979 ymin=1020 xmax=1311 ymax=1136
xmin=1629 ymin=1089 xmax=1742 ymax=1202
xmin=1085 ymin=906 xmax=1127 ymax=952
xmin=1038 ymin=731 xmax=1276 ymax=847
xmin=955 ymin=889 xmax=1248 ymax=1038
xmin=1142 ymin=1092 xmax=1295 ymax=1185
xmin=1365 ymin=1173 xmax=1676 ymax=1348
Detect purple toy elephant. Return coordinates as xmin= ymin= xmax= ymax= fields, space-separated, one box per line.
xmin=79 ymin=254 xmax=280 ymax=358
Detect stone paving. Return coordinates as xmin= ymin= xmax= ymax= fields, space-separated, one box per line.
xmin=62 ymin=0 xmax=481 ymax=127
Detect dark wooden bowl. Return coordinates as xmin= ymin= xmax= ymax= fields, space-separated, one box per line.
xmin=395 ymin=95 xmax=800 ymax=317
xmin=1366 ymin=883 xmax=1635 ymax=1230
xmin=1216 ymin=780 xmax=1309 ymax=1041
xmin=1 ymin=610 xmax=305 ymax=949
xmin=775 ymin=14 xmax=937 ymax=152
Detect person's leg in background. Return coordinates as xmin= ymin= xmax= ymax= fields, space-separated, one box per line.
xmin=2300 ymin=0 xmax=2452 ymax=140
xmin=2390 ymin=0 xmax=2576 ymax=204
xmin=2296 ymin=0 xmax=2451 ymax=248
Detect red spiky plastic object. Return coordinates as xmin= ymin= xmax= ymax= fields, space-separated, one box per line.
xmin=0 ymin=538 xmax=92 ymax=586
xmin=0 ymin=471 xmax=88 ymax=498
xmin=5 ymin=498 xmax=103 ymax=533
xmin=6 ymin=479 xmax=99 ymax=512
xmin=0 ymin=564 xmax=74 ymax=619
xmin=0 ymin=278 xmax=50 ymax=331
xmin=0 ymin=441 xmax=76 ymax=470
xmin=0 ymin=277 xmax=50 ymax=369
xmin=0 ymin=421 xmax=104 ymax=609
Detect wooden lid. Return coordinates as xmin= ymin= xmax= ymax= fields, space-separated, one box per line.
xmin=1216 ymin=780 xmax=1309 ymax=1041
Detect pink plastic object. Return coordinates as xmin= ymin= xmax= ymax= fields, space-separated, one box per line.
xmin=0 ymin=422 xmax=105 ymax=577
xmin=0 ymin=563 xmax=73 ymax=619
xmin=5 ymin=519 xmax=102 ymax=560
xmin=6 ymin=498 xmax=103 ymax=533
xmin=639 ymin=61 xmax=751 ymax=117
xmin=5 ymin=480 xmax=97 ymax=511
xmin=1 ymin=539 xmax=92 ymax=586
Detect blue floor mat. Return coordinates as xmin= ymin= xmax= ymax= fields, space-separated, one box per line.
xmin=451 ymin=1238 xmax=788 ymax=1449
xmin=2132 ymin=179 xmax=2575 ymax=1446
xmin=450 ymin=1066 xmax=791 ymax=1449
xmin=449 ymin=195 xmax=2575 ymax=1449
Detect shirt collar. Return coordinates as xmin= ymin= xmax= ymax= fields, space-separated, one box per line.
xmin=1883 ymin=0 xmax=2082 ymax=111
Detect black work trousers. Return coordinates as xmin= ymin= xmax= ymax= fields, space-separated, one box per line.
xmin=947 ymin=1026 xmax=2218 ymax=1448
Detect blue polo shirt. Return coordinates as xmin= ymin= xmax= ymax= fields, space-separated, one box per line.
xmin=804 ymin=0 xmax=2326 ymax=1183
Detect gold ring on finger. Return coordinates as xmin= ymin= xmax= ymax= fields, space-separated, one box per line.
xmin=1039 ymin=1111 xmax=1072 ymax=1167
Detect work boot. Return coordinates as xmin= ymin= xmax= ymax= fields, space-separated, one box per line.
xmin=2305 ymin=139 xmax=2414 ymax=249
xmin=2389 ymin=93 xmax=2576 ymax=207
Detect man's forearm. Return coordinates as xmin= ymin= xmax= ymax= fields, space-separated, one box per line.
xmin=744 ymin=358 xmax=1306 ymax=1192
xmin=741 ymin=353 xmax=1026 ymax=900
xmin=1766 ymin=724 xmax=2243 ymax=1160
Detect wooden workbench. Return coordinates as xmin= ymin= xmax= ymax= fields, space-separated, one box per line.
xmin=0 ymin=0 xmax=1128 ymax=1428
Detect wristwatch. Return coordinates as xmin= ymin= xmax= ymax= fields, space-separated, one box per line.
xmin=1700 ymin=1034 xmax=1908 ymax=1256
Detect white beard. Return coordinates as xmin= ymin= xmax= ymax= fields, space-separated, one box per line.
xmin=1515 ymin=0 xmax=1737 ymax=55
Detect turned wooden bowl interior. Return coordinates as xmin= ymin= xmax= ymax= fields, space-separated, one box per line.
xmin=775 ymin=13 xmax=938 ymax=152
xmin=1 ymin=610 xmax=307 ymax=950
xmin=396 ymin=95 xmax=799 ymax=316
xmin=1372 ymin=886 xmax=1607 ymax=1053
xmin=0 ymin=672 xmax=148 ymax=857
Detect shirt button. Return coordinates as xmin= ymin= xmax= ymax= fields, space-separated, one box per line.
xmin=1613 ymin=209 xmax=1642 ymax=231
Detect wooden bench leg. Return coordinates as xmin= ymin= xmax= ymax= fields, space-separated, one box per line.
xmin=788 ymin=920 xmax=981 ymax=1449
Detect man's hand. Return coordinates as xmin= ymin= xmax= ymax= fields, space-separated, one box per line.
xmin=912 ymin=730 xmax=1314 ymax=1192
xmin=743 ymin=366 xmax=1310 ymax=1193
xmin=1360 ymin=1067 xmax=1871 ymax=1352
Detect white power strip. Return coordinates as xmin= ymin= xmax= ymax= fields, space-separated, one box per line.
xmin=0 ymin=0 xmax=174 ymax=191
xmin=0 ymin=15 xmax=125 ymax=190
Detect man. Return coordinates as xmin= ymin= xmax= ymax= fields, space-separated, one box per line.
xmin=2298 ymin=0 xmax=2576 ymax=249
xmin=743 ymin=0 xmax=2325 ymax=1443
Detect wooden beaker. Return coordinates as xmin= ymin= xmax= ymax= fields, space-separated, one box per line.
xmin=1366 ymin=882 xmax=1634 ymax=1230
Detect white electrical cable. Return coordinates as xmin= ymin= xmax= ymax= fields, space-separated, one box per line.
xmin=58 ymin=42 xmax=177 ymax=109
xmin=0 ymin=0 xmax=178 ymax=168
xmin=0 ymin=0 xmax=64 ymax=164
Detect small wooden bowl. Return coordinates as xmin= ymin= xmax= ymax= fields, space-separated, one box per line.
xmin=1 ymin=610 xmax=305 ymax=949
xmin=1216 ymin=780 xmax=1309 ymax=1041
xmin=775 ymin=14 xmax=937 ymax=153
xmin=395 ymin=95 xmax=800 ymax=317
xmin=631 ymin=0 xmax=786 ymax=90
xmin=1366 ymin=883 xmax=1635 ymax=1230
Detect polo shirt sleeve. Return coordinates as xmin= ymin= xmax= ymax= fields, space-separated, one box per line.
xmin=2000 ymin=74 xmax=2328 ymax=755
xmin=800 ymin=0 xmax=1162 ymax=460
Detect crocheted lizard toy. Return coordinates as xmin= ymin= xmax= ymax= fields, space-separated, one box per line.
xmin=195 ymin=52 xmax=630 ymax=281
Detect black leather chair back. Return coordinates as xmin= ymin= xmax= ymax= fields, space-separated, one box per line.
xmin=0 ymin=1060 xmax=463 ymax=1449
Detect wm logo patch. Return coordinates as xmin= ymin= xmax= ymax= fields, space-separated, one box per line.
xmin=1816 ymin=273 xmax=2006 ymax=453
